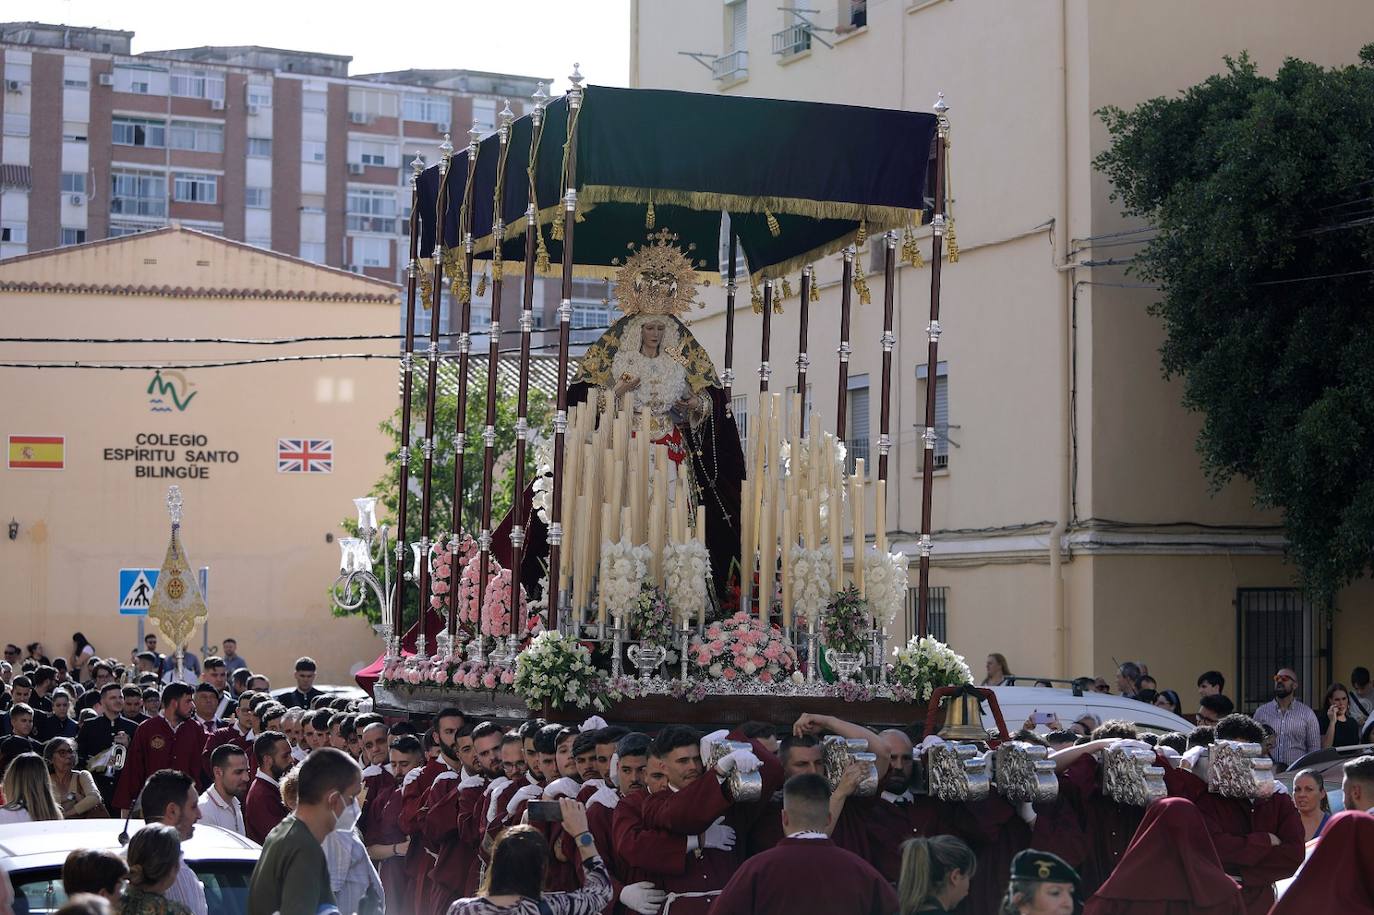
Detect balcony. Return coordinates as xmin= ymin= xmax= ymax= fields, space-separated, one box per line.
xmin=772 ymin=23 xmax=813 ymax=57
xmin=109 ymin=197 xmax=166 ymax=218
xmin=710 ymin=49 xmax=748 ymax=83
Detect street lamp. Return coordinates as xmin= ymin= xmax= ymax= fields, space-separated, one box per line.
xmin=331 ymin=497 xmax=401 ymax=661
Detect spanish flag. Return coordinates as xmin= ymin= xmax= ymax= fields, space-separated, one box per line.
xmin=8 ymin=435 xmax=65 ymax=470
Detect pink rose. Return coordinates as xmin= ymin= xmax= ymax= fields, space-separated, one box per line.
xmin=433 ymin=580 xmax=450 ymax=595
xmin=452 ymin=671 xmax=465 ymax=685
xmin=500 ymin=670 xmax=515 ymax=685
xmin=463 ymin=672 xmax=481 ymax=689
xmin=722 ymin=667 xmax=737 ymax=680
xmin=759 ymin=671 xmax=773 ymax=684
xmin=709 ymin=640 xmax=724 ymax=652
xmin=696 ymin=651 xmax=712 ymax=665
xmin=482 ymin=672 xmax=498 ymax=689
xmin=763 ymin=643 xmax=782 ymax=661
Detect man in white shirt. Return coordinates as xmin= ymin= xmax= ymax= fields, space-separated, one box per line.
xmin=140 ymin=769 xmax=209 ymax=915
xmin=199 ymin=743 xmax=250 ymax=835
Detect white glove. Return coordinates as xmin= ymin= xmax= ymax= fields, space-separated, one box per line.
xmin=580 ymin=715 xmax=609 ymax=733
xmin=1180 ymin=746 xmax=1208 ymax=771
xmin=1112 ymin=739 xmax=1156 ymax=754
xmin=582 ymin=777 xmax=606 ymax=793
xmin=1156 ymin=747 xmax=1182 ymax=766
xmin=620 ymin=881 xmax=667 ymax=915
xmin=507 ymin=783 xmax=542 ymax=816
xmin=699 ymin=729 xmax=730 ymax=762
xmin=486 ymin=775 xmax=512 ymax=798
xmin=544 ymin=776 xmax=581 ymax=800
xmin=715 ymin=748 xmax=761 ymax=776
xmin=702 ymin=816 xmax=735 ymax=851
xmin=459 ymin=773 xmax=486 ymax=791
xmin=486 ymin=781 xmax=511 ymax=824
xmin=918 ymin=735 xmax=947 ymax=755
xmin=609 ymin=753 xmax=620 ymax=788
xmin=1017 ymin=801 xmax=1037 ymax=825
xmin=1267 ymin=780 xmax=1287 ymax=796
xmin=589 ymin=784 xmax=620 ymax=810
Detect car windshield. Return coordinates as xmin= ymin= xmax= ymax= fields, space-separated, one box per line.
xmin=10 ymin=858 xmax=253 ymax=915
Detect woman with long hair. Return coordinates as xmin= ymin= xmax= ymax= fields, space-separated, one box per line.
xmin=70 ymin=633 xmax=95 ymax=673
xmin=1291 ymin=768 xmax=1331 ymax=841
xmin=1318 ymin=682 xmax=1361 ymax=749
xmin=45 ymin=737 xmax=104 ymax=818
xmin=0 ymin=751 xmax=62 ymax=822
xmin=983 ymin=654 xmax=1013 ymax=687
xmin=898 ymin=835 xmax=977 ymax=913
xmin=117 ymin=824 xmax=190 ymax=915
xmin=448 ymin=799 xmax=611 ymax=914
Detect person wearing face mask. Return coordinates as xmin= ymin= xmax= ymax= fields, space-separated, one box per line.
xmin=248 ymin=747 xmax=360 ymax=915
xmin=1251 ymin=668 xmax=1320 ymax=771
xmin=322 ymin=772 xmax=385 ymax=915
xmin=1001 ymin=850 xmax=1081 ymax=915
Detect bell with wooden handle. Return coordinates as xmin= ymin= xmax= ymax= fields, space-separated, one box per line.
xmin=938 ymin=687 xmax=989 ymax=742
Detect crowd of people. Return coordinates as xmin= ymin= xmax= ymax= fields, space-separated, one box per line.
xmin=1 ymin=636 xmax=1372 ymax=915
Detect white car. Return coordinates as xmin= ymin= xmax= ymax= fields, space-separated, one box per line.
xmin=1 ymin=821 xmax=259 ymax=915
xmin=980 ymin=685 xmax=1193 ymax=738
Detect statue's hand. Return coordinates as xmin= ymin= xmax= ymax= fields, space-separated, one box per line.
xmin=615 ymin=374 xmax=641 ymax=397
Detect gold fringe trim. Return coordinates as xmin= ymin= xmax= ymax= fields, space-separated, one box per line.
xmin=577 ymin=185 xmax=921 ymax=230
xmin=809 ymin=272 xmax=819 ymax=302
xmin=781 ymin=277 xmax=793 ymax=300
xmin=946 ymin=218 xmax=960 ymax=263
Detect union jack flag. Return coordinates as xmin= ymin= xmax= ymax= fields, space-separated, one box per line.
xmin=278 ymin=438 xmax=333 ymax=474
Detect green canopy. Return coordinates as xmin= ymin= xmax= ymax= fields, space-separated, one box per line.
xmin=415 ymin=85 xmax=937 ymax=280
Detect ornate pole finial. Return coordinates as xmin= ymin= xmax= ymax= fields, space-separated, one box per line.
xmin=532 ymin=82 xmax=549 ymax=126
xmin=409 ymin=151 xmax=425 ymax=186
xmin=439 ymin=132 xmax=454 ymax=161
xmin=165 ymin=485 xmax=183 ymax=528
xmin=933 ymin=91 xmax=950 ymax=135
xmin=498 ymin=99 xmax=515 ymax=143
xmin=568 ymin=63 xmax=585 ymax=109
xmin=468 ymin=120 xmax=482 ymax=151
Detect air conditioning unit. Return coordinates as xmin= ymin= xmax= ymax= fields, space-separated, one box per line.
xmin=348 ymin=162 xmax=365 ymax=175
xmin=210 ymin=99 xmax=225 ymax=111
xmin=246 ymin=104 xmax=260 ymax=115
xmin=5 ymin=80 xmax=21 ymax=93
xmin=69 ymin=194 xmax=84 ymax=206
xmin=97 ymin=73 xmax=115 ymax=87
xmin=346 ymin=263 xmax=363 ymax=273
xmin=349 ymin=111 xmax=369 ymax=124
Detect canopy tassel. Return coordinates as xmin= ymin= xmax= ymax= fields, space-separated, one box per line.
xmin=853 ymin=264 xmax=872 ymax=306
xmin=781 ymin=277 xmax=794 ymax=300
xmin=945 ymin=218 xmax=960 ymax=263
xmin=810 ymin=272 xmax=820 ymax=302
xmin=751 ymin=275 xmax=764 ymax=314
xmin=535 ymin=229 xmax=551 ymax=274
xmin=476 ymin=269 xmax=488 ymax=297
xmin=551 ymin=208 xmax=565 ymax=241
xmin=645 ymin=197 xmax=656 ymax=229
xmin=765 ymin=209 xmax=781 ymax=237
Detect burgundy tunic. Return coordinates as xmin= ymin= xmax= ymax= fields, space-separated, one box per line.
xmin=113 ymin=714 xmax=207 ymax=811
xmin=243 ymin=770 xmax=289 ymax=843
xmin=711 ymin=836 xmax=897 ymax=915
xmin=1192 ymin=788 xmax=1303 ymax=915
xmin=611 ymin=789 xmax=688 ymax=888
xmin=400 ymin=760 xmax=447 ymax=911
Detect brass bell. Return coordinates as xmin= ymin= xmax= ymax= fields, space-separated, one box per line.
xmin=938 ymin=688 xmax=989 ymax=742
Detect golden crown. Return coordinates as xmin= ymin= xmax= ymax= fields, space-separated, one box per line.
xmin=612 ymin=228 xmax=710 ymax=316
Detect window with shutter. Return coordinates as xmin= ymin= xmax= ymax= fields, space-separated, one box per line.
xmin=916 ymin=362 xmax=949 ymax=470
xmin=729 ymin=0 xmax=748 ymax=52
xmin=847 ymin=374 xmax=870 ymax=475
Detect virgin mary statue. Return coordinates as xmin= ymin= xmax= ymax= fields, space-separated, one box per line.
xmin=510 ymin=230 xmax=745 ymax=605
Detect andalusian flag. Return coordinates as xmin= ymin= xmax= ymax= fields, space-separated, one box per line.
xmin=8 ymin=435 xmax=64 ymax=470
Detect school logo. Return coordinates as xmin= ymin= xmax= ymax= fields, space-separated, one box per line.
xmin=147 ymin=370 xmax=197 ymax=413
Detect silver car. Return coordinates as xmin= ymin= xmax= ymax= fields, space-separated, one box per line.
xmin=1 ymin=821 xmax=259 ymax=915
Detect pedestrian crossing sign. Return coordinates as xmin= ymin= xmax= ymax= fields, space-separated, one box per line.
xmin=119 ymin=568 xmax=159 ymax=615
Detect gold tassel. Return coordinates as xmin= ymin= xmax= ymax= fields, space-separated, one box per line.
xmin=853 ymin=269 xmax=871 ymax=306
xmin=773 ymin=297 xmax=784 ymax=315
xmin=750 ymin=276 xmax=763 ymax=314
xmin=535 ymin=230 xmax=550 ymax=274
xmin=645 ymin=198 xmax=656 ymax=229
xmin=945 ymin=218 xmax=960 ymax=263
xmin=856 ymin=219 xmax=868 ymax=248
xmin=419 ymin=273 xmax=434 ymax=310
xmin=911 ymin=244 xmax=925 ymax=269
xmin=781 ymin=277 xmax=794 ymax=300
xmin=492 ymin=259 xmax=503 ymax=282
xmin=476 ymin=271 xmax=488 ymax=297
xmin=574 ymin=210 xmax=585 ymax=223
xmin=551 ymin=208 xmax=565 ymax=241
xmin=765 ymin=209 xmax=781 ymax=238
xmin=810 ymin=274 xmax=819 ymax=302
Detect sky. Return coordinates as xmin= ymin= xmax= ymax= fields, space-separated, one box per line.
xmin=6 ymin=0 xmax=631 ymax=90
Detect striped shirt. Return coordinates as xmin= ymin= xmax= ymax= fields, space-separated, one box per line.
xmin=1253 ymin=699 xmax=1321 ymax=769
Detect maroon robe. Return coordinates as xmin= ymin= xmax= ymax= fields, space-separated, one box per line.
xmin=711 ymin=836 xmax=897 ymax=915
xmin=1059 ymin=754 xmax=1152 ymax=895
xmin=611 ymin=789 xmax=689 ymax=890
xmin=243 ymin=770 xmax=289 ymax=843
xmin=360 ymin=772 xmax=409 ymax=913
xmin=420 ymin=769 xmax=464 ymax=915
xmin=113 ymin=714 xmax=208 ymax=811
xmin=399 ymin=759 xmax=447 ymax=909
xmin=746 ymin=792 xmax=870 ymax=858
xmin=582 ymin=794 xmax=624 ymax=915
xmin=860 ymin=793 xmax=954 ymax=883
xmin=1192 ymin=787 xmax=1304 ymax=915
xmin=201 ymin=724 xmax=254 ymax=784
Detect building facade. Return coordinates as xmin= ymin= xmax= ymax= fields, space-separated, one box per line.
xmin=630 ymin=0 xmax=1374 ymax=711
xmin=0 ymin=226 xmax=400 ymax=684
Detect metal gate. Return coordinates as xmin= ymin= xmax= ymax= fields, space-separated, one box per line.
xmin=906 ymin=586 xmax=948 ymax=643
xmin=1235 ymin=588 xmax=1330 ymax=714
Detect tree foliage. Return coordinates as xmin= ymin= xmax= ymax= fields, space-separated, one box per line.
xmin=1095 ymin=49 xmax=1374 ymax=603
xmin=333 ymin=372 xmax=551 ymax=625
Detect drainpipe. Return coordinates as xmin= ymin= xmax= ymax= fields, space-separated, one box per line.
xmin=1051 ymin=0 xmax=1073 ymax=679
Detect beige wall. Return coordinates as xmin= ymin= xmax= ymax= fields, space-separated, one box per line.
xmin=0 ymin=229 xmax=398 ymax=686
xmin=635 ymin=0 xmax=1374 ymax=689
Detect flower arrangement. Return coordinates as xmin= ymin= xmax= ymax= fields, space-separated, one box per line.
xmin=863 ymin=550 xmax=909 ymax=627
xmin=822 ymin=585 xmax=871 ymax=654
xmin=599 ymin=540 xmax=650 ymax=623
xmin=514 ymin=629 xmax=613 ymax=711
xmin=662 ymin=540 xmax=710 ymax=626
xmin=480 ymin=566 xmax=527 ymax=638
xmin=531 ymin=441 xmax=554 ymax=524
xmin=689 ymin=611 xmax=798 ymax=684
xmin=890 ymin=635 xmax=973 ymax=702
xmin=629 ymin=585 xmax=675 ymax=647
xmin=456 ymin=552 xmax=483 ymax=627
xmin=429 ymin=533 xmax=476 ymax=611
xmin=790 ymin=545 xmax=834 ymax=628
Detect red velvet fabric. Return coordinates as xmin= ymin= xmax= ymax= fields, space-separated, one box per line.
xmin=1269 ymin=810 xmax=1374 ymax=915
xmin=1083 ymin=798 xmax=1244 ymax=915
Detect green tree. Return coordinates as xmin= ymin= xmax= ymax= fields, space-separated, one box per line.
xmin=1095 ymin=49 xmax=1374 ymax=603
xmin=333 ymin=367 xmax=551 ymax=626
